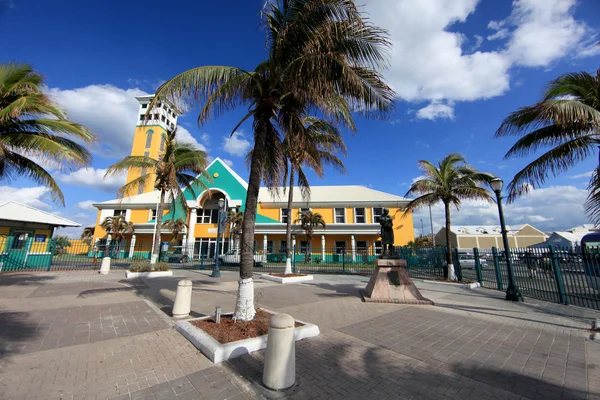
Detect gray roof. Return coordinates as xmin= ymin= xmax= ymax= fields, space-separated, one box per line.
xmin=258 ymin=185 xmax=408 ymax=204
xmin=0 ymin=202 xmax=81 ymax=227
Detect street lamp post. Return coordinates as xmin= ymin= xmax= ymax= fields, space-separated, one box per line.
xmin=489 ymin=178 xmax=523 ymax=302
xmin=211 ymin=198 xmax=226 ymax=278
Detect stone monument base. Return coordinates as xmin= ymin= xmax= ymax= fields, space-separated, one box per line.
xmin=360 ymin=259 xmax=434 ymax=305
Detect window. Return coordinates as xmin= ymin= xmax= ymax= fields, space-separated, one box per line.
xmin=356 ymin=240 xmax=368 ymax=251
xmin=280 ymin=240 xmax=287 ymax=253
xmin=334 ymin=208 xmax=345 ymax=223
xmin=141 ymin=103 xmax=148 ymax=109
xmin=335 ymin=241 xmax=346 ymax=254
xmin=113 ymin=209 xmax=126 ymax=217
xmin=299 ymin=240 xmax=308 ymax=254
xmin=300 ymin=207 xmax=310 ymax=213
xmin=160 ymin=135 xmax=165 ymax=151
xmin=139 ymin=114 xmax=145 ymax=121
xmin=355 ymin=208 xmax=366 ymax=223
xmin=157 ymin=102 xmax=162 ymax=108
xmin=145 ymin=130 xmax=154 ymax=148
xmin=281 ymin=208 xmax=289 ymax=223
xmin=150 ymin=209 xmax=157 ymax=220
xmin=197 ymin=208 xmax=219 ymax=224
xmin=161 ymin=115 xmax=165 ymax=122
xmin=266 ymin=240 xmax=274 ymax=254
xmin=372 ymin=207 xmax=383 ymax=223
xmin=374 ymin=240 xmax=382 ymax=255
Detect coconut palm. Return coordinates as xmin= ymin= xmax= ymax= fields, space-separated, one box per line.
xmin=150 ymin=0 xmax=393 ymax=320
xmin=162 ymin=218 xmax=188 ymax=244
xmin=53 ymin=236 xmax=71 ymax=256
xmin=495 ymin=69 xmax=600 ymax=222
xmin=295 ymin=210 xmax=326 ymax=261
xmin=100 ymin=215 xmax=134 ymax=256
xmin=404 ymin=153 xmax=495 ymax=280
xmin=225 ymin=207 xmax=244 ymax=251
xmin=280 ymin=116 xmax=346 ymax=274
xmin=80 ymin=227 xmax=95 ymax=245
xmin=105 ymin=127 xmax=209 ymax=263
xmin=0 ymin=63 xmax=95 ymax=205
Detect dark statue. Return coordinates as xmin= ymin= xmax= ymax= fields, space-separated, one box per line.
xmin=379 ymin=208 xmax=395 ymax=258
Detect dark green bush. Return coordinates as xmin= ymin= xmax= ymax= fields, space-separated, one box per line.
xmin=129 ymin=261 xmax=169 ymax=272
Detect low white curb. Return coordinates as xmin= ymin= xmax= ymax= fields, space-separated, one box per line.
xmin=175 ymin=310 xmax=320 ymax=364
xmin=419 ymin=279 xmax=480 ymax=289
xmin=125 ymin=270 xmax=173 ymax=279
xmin=259 ymin=274 xmax=314 ymax=284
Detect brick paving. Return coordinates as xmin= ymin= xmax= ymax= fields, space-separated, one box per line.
xmin=0 ymin=269 xmax=598 ymax=399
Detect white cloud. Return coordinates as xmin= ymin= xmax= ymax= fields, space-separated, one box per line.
xmin=0 ymin=186 xmax=52 ymax=209
xmin=77 ymin=200 xmax=98 ymax=212
xmin=222 ymin=159 xmax=234 ymax=167
xmin=363 ymin=0 xmax=596 ymax=120
xmin=412 ymin=185 xmax=589 ymax=234
xmin=472 ymin=34 xmax=484 ymax=50
xmin=415 ymin=140 xmax=430 ymax=149
xmin=223 ymin=132 xmax=251 ymax=157
xmin=176 ymin=125 xmax=207 ymax=152
xmin=416 ymin=101 xmax=455 ymax=120
xmin=48 ymin=85 xmax=148 ymax=158
xmin=570 ymin=171 xmax=594 ymax=179
xmin=58 ymin=168 xmax=127 ymax=193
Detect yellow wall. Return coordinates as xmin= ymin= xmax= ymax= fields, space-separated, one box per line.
xmin=65 ymin=239 xmax=91 ymax=255
xmin=30 ymin=229 xmax=52 ymax=253
xmin=125 ymin=125 xmax=167 ymax=195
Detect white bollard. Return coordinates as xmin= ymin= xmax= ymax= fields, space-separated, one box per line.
xmin=263 ymin=313 xmax=296 ymax=390
xmin=172 ymin=280 xmax=193 ymax=318
xmin=99 ymin=257 xmax=111 ymax=275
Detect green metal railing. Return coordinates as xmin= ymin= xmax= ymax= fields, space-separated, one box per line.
xmin=454 ymin=246 xmax=600 ymax=310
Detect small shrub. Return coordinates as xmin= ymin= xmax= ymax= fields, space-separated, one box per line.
xmin=129 ymin=261 xmax=169 ymax=272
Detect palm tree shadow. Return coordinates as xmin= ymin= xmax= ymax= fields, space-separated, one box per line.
xmin=0 ymin=310 xmax=40 ymax=361
xmin=0 ymin=274 xmax=56 ymax=286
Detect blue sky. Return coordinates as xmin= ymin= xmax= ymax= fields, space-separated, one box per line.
xmin=1 ymin=0 xmax=599 ymax=236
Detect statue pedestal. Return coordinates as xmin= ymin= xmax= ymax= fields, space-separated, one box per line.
xmin=360 ymin=259 xmax=434 ymax=305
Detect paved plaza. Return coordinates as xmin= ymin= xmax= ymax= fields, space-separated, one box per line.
xmin=0 ymin=269 xmax=599 ymax=400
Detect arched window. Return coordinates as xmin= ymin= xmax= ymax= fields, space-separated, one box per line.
xmin=145 ymin=129 xmax=154 ymax=148
xmin=160 ymin=134 xmax=166 ymax=151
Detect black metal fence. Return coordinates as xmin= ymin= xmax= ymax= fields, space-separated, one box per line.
xmin=454 ymin=246 xmax=600 ymax=310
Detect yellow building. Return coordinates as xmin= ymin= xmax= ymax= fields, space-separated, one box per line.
xmin=92 ymin=95 xmax=415 ymax=260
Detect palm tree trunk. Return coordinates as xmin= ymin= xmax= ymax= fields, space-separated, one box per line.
xmin=234 ymin=119 xmax=268 ymax=321
xmin=151 ymin=190 xmax=166 ymax=264
xmin=284 ymin=167 xmax=294 ymax=274
xmin=444 ymin=201 xmax=455 ymax=280
xmin=306 ymin=233 xmax=311 ymax=262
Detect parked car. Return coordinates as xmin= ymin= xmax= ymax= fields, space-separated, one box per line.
xmin=221 ymin=249 xmax=266 ymax=266
xmin=458 ymin=255 xmax=487 ymax=268
xmin=167 ymin=246 xmax=189 ymax=263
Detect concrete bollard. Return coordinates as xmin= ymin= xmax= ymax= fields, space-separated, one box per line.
xmin=99 ymin=257 xmax=111 ymax=275
xmin=172 ymin=280 xmax=193 ymax=318
xmin=263 ymin=313 xmax=296 ymax=390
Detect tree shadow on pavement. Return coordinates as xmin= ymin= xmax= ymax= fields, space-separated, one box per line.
xmin=303 ymin=282 xmax=364 ymax=298
xmin=0 ymin=310 xmax=40 ymax=361
xmin=228 ymin=336 xmax=591 ymax=400
xmin=0 ymin=274 xmax=56 ymax=286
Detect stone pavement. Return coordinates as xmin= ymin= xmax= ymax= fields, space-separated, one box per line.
xmin=0 ymin=269 xmax=599 ymax=399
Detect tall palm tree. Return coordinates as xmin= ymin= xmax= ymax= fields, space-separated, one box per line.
xmin=295 ymin=210 xmax=326 ymax=261
xmin=80 ymin=227 xmax=95 ymax=245
xmin=150 ymin=0 xmax=394 ymax=320
xmin=225 ymin=206 xmax=244 ymax=251
xmin=404 ymin=153 xmax=495 ymax=280
xmin=100 ymin=215 xmax=134 ymax=256
xmin=495 ymin=69 xmax=600 ymax=222
xmin=105 ymin=127 xmax=209 ymax=263
xmin=281 ymin=116 xmax=346 ymax=274
xmin=162 ymin=218 xmax=188 ymax=244
xmin=0 ymin=63 xmax=95 ymax=205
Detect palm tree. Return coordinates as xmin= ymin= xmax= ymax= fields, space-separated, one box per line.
xmin=0 ymin=63 xmax=95 ymax=205
xmin=105 ymin=127 xmax=209 ymax=263
xmin=225 ymin=206 xmax=244 ymax=251
xmin=162 ymin=218 xmax=188 ymax=244
xmin=404 ymin=153 xmax=494 ymax=280
xmin=150 ymin=0 xmax=394 ymax=320
xmin=281 ymin=116 xmax=346 ymax=274
xmin=295 ymin=210 xmax=326 ymax=262
xmin=495 ymin=69 xmax=600 ymax=222
xmin=53 ymin=236 xmax=71 ymax=255
xmin=80 ymin=227 xmax=95 ymax=245
xmin=100 ymin=215 xmax=134 ymax=256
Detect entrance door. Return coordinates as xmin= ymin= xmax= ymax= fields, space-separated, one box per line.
xmin=5 ymin=230 xmax=34 ymax=270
